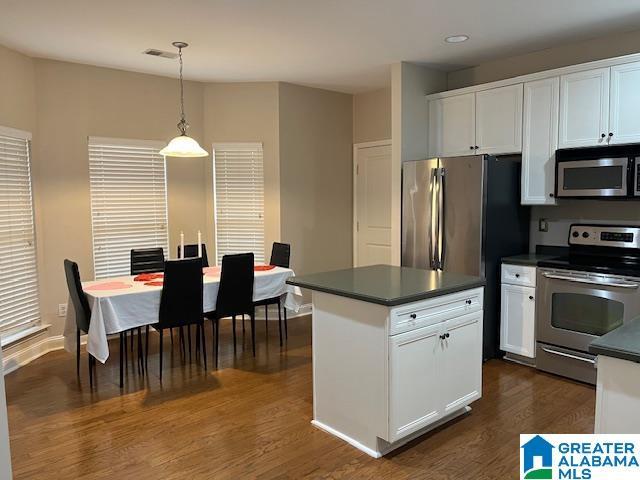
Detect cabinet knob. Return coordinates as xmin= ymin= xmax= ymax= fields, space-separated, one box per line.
xmin=529 ymin=295 xmax=534 ymax=300
xmin=469 ymin=146 xmax=474 ymax=150
xmin=515 ymin=273 xmax=520 ymax=278
xmin=409 ymin=313 xmax=417 ymax=319
xmin=549 ymin=193 xmax=554 ymax=198
xmin=439 ymin=334 xmax=446 ymax=340
xmin=474 ymin=145 xmax=479 ymax=150
xmin=465 ymin=299 xmax=472 ymax=305
xmin=609 ymin=132 xmax=614 ymax=137
xmin=445 ymin=333 xmax=450 ymax=338
xmin=601 ymin=133 xmax=606 ymax=138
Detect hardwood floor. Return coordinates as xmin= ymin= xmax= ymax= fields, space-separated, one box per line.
xmin=5 ymin=316 xmax=595 ymax=479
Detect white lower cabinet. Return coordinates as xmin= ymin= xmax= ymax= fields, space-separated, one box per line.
xmin=500 ymin=266 xmax=537 ymax=359
xmin=389 ymin=309 xmax=483 ymax=442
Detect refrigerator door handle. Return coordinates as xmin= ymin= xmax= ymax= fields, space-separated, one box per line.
xmin=438 ymin=168 xmax=446 ymax=270
xmin=429 ymin=168 xmax=439 ymax=269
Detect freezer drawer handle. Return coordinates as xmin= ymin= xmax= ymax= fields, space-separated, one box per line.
xmin=541 ymin=347 xmax=596 ymax=366
xmin=542 ymin=272 xmax=639 ymax=289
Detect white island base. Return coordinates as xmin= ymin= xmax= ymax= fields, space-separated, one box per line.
xmin=310 ymin=287 xmax=484 ymax=458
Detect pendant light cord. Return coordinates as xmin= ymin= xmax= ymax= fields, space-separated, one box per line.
xmin=177 ymin=45 xmax=188 ymax=135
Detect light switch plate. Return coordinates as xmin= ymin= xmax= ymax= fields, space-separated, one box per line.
xmin=57 ymin=303 xmax=67 ymax=317
xmin=538 ymin=218 xmax=548 ymax=232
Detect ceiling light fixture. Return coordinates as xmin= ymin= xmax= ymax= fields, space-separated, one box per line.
xmin=159 ymin=42 xmax=208 ymax=158
xmin=445 ymin=35 xmax=469 ymax=44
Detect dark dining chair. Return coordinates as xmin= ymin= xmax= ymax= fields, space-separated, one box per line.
xmin=64 ymin=259 xmax=96 ymax=387
xmin=130 ymin=247 xmax=165 ymax=275
xmin=206 ymin=253 xmax=255 ymax=369
xmin=150 ymin=258 xmax=206 ymax=381
xmin=177 ymin=243 xmax=209 ymax=267
xmin=253 ymin=242 xmax=291 ymax=346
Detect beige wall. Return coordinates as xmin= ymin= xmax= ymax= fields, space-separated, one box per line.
xmin=278 ymin=83 xmax=353 ymax=300
xmin=0 ymin=45 xmax=36 ymax=133
xmin=31 ymin=59 xmax=207 ymax=335
xmin=448 ymin=29 xmax=640 ymax=89
xmin=352 ymin=87 xmax=391 ymax=144
xmin=203 ymin=82 xmax=280 ymax=263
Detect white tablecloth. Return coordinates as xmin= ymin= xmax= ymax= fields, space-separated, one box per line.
xmin=63 ymin=266 xmax=303 ymax=363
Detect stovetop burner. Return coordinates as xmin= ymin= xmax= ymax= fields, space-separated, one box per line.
xmin=537 ymin=224 xmax=640 ymax=278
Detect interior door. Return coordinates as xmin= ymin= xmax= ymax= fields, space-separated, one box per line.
xmin=441 ymin=310 xmax=483 ymax=415
xmin=609 ymin=61 xmax=640 ymax=145
xmin=401 ymin=158 xmax=439 ymax=269
xmin=428 ymin=94 xmax=476 ymax=157
xmin=388 ymin=322 xmax=442 ymax=442
xmin=355 ymin=143 xmax=392 ymax=267
xmin=559 ymin=68 xmax=610 ymax=148
xmin=439 ymin=156 xmax=484 ymax=276
xmin=475 ymin=84 xmax=523 ymax=155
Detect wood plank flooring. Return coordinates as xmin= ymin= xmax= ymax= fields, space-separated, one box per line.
xmin=5 ymin=316 xmax=595 ymax=479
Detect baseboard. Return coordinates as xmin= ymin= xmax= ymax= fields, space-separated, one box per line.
xmin=3 ymin=334 xmax=85 ymax=376
xmin=311 ymin=420 xmax=382 ymax=458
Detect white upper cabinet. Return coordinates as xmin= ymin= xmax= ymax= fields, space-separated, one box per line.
xmin=609 ymin=61 xmax=640 ymax=145
xmin=428 ymin=93 xmax=475 ymax=157
xmin=475 ymin=84 xmax=523 ymax=155
xmin=559 ymin=68 xmax=610 ymax=148
xmin=521 ymin=77 xmax=559 ymax=205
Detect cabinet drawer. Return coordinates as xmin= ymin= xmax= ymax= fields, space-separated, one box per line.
xmin=389 ymin=288 xmax=484 ymax=336
xmin=501 ymin=264 xmax=536 ymax=287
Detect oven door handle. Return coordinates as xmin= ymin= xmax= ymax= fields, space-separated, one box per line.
xmin=541 ymin=347 xmax=597 ymax=366
xmin=542 ymin=272 xmax=640 ymax=289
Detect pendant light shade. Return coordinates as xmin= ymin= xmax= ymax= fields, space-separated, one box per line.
xmin=161 ymin=42 xmax=208 ymax=158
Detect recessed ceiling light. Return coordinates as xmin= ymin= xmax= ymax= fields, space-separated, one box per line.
xmin=445 ymin=35 xmax=469 ymax=44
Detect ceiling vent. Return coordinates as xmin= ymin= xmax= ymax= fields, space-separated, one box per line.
xmin=143 ymin=48 xmax=178 ymax=59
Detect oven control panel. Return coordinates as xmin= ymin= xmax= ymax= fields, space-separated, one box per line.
xmin=569 ymin=225 xmax=640 ymax=249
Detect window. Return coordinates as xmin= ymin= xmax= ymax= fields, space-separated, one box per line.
xmin=89 ymin=137 xmax=168 ymax=279
xmin=213 ymin=143 xmax=264 ymax=264
xmin=0 ymin=126 xmax=41 ymax=336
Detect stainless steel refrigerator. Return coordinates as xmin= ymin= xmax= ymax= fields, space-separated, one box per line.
xmin=402 ymin=155 xmax=530 ymax=360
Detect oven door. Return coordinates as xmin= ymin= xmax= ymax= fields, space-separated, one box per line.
xmin=556 ymin=157 xmax=628 ymax=197
xmin=537 ymin=268 xmax=640 ymax=352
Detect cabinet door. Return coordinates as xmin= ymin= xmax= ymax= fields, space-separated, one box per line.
xmin=388 ymin=322 xmax=442 ymax=442
xmin=521 ymin=77 xmax=559 ymax=205
xmin=475 ymin=84 xmax=523 ymax=155
xmin=609 ymin=62 xmax=640 ymax=145
xmin=440 ymin=311 xmax=482 ymax=415
xmin=559 ymin=68 xmax=610 ymax=148
xmin=500 ymin=284 xmax=536 ymax=358
xmin=428 ymin=94 xmax=475 ymax=157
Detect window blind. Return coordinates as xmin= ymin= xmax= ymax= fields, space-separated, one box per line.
xmin=89 ymin=137 xmax=169 ymax=279
xmin=0 ymin=126 xmax=41 ymax=335
xmin=213 ymin=143 xmax=264 ymax=264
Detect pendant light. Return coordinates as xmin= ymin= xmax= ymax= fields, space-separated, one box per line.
xmin=159 ymin=42 xmax=208 ymax=157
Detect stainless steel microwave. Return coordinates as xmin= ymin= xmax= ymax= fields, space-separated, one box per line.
xmin=555 ymin=145 xmax=640 ymax=199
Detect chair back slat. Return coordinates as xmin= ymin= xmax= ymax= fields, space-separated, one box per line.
xmin=131 ymin=248 xmax=165 ymax=275
xmin=216 ymin=253 xmax=254 ymax=318
xmin=177 ymin=244 xmax=209 ymax=267
xmin=159 ymin=258 xmax=204 ymax=328
xmin=270 ymin=242 xmax=290 ymax=268
xmin=63 ymin=259 xmax=91 ymax=332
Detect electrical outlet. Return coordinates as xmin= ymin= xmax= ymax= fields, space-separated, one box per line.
xmin=538 ymin=218 xmax=549 ymax=233
xmin=57 ymin=303 xmax=68 ymax=317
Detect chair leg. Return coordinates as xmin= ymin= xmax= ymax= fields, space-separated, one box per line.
xmin=232 ymin=315 xmax=237 ymax=353
xmin=119 ymin=333 xmax=124 ymax=388
xmin=159 ymin=329 xmax=164 ymax=382
xmin=123 ymin=330 xmax=128 ymax=364
xmin=215 ymin=318 xmax=220 ymax=369
xmin=76 ymin=329 xmax=81 ymax=377
xmin=251 ymin=311 xmax=256 ymax=357
xmin=89 ymin=354 xmax=94 ymax=389
xmin=145 ymin=325 xmax=149 ymax=372
xmin=179 ymin=327 xmax=185 ymax=359
xmin=137 ymin=327 xmax=143 ymax=374
xmin=242 ymin=314 xmax=245 ymax=334
xmin=284 ymin=308 xmax=288 ymax=339
xmin=130 ymin=328 xmax=134 ymax=353
xmin=265 ymin=305 xmax=269 ymax=335
xmin=201 ymin=323 xmax=207 ymax=370
xmin=277 ymin=299 xmax=283 ymax=347
xmin=170 ymin=327 xmax=174 ymax=347
xmin=188 ymin=325 xmax=192 ymax=362
xmin=195 ymin=324 xmax=200 ymax=361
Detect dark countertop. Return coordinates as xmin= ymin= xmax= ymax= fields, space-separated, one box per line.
xmin=286 ymin=264 xmax=485 ymax=307
xmin=502 ymin=253 xmax=558 ymax=266
xmin=589 ymin=317 xmax=640 ymax=364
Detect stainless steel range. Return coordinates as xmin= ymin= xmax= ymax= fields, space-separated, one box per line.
xmin=536 ymin=224 xmax=640 ymax=384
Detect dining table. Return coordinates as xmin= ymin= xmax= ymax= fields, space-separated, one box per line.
xmin=63 ymin=265 xmax=304 ymax=363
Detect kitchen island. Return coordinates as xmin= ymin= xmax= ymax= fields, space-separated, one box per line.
xmin=287 ymin=265 xmax=485 ymax=458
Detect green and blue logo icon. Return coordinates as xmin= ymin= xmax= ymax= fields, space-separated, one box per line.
xmin=521 ymin=435 xmax=554 ymax=479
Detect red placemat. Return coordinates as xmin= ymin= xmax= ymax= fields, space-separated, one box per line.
xmin=144 ymin=281 xmax=164 ymax=287
xmin=203 ymin=266 xmax=222 ymax=277
xmin=254 ymin=265 xmax=276 ymax=271
xmin=134 ymin=273 xmax=164 ymax=282
xmin=85 ymin=281 xmax=132 ymax=291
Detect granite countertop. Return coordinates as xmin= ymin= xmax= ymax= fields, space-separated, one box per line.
xmin=589 ymin=317 xmax=640 ymax=363
xmin=286 ymin=264 xmax=485 ymax=306
xmin=502 ymin=253 xmax=559 ymax=266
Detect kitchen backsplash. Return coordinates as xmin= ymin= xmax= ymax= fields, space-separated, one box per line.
xmin=530 ymin=200 xmax=640 ymax=250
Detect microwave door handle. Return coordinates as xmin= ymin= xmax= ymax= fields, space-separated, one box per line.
xmin=542 ymin=272 xmax=640 ymax=289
